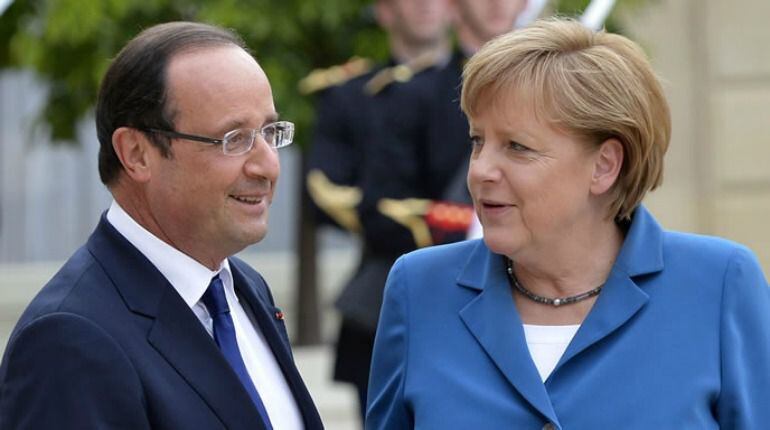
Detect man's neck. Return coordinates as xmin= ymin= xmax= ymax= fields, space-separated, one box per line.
xmin=456 ymin=28 xmax=485 ymax=57
xmin=111 ymin=187 xmax=226 ymax=271
xmin=389 ymin=38 xmax=451 ymax=65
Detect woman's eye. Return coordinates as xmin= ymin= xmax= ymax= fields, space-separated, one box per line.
xmin=469 ymin=136 xmax=483 ymax=151
xmin=509 ymin=141 xmax=530 ymax=152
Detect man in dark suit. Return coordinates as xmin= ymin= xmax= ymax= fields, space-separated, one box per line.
xmin=0 ymin=22 xmax=323 ymax=430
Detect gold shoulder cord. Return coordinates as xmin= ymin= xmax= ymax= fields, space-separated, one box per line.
xmin=377 ymin=198 xmax=432 ymax=248
xmin=306 ymin=169 xmax=363 ymax=233
xmin=298 ymin=57 xmax=373 ymax=95
xmin=364 ymin=50 xmax=441 ymax=95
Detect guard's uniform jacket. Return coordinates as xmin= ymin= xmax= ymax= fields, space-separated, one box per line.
xmin=304 ymin=51 xmax=472 ymax=400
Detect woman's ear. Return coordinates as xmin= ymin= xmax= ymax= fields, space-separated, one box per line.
xmin=112 ymin=127 xmax=154 ymax=183
xmin=590 ymin=138 xmax=624 ymax=195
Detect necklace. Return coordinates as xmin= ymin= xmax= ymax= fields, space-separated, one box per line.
xmin=504 ymin=257 xmax=603 ymax=307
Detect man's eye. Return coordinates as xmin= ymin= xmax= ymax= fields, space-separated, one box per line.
xmin=225 ymin=130 xmax=251 ymax=148
xmin=261 ymin=126 xmax=276 ymax=143
xmin=469 ymin=136 xmax=482 ymax=148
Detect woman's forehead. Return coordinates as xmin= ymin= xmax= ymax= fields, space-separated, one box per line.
xmin=472 ymin=85 xmax=547 ymax=120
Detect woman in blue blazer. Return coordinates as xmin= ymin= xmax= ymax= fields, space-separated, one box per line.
xmin=366 ymin=18 xmax=770 ymax=429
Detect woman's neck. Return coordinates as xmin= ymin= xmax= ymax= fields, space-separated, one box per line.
xmin=509 ymin=217 xmax=624 ymax=324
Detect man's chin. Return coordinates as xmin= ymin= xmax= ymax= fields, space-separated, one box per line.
xmin=225 ymin=221 xmax=268 ymax=251
xmin=244 ymin=227 xmax=268 ymax=246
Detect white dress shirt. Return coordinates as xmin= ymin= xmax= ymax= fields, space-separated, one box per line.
xmin=107 ymin=201 xmax=303 ymax=429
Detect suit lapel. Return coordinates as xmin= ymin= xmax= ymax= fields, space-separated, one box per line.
xmin=148 ymin=289 xmax=268 ymax=430
xmin=230 ymin=261 xmax=324 ymax=429
xmin=458 ymin=243 xmax=559 ymax=424
xmin=86 ymin=216 xmax=267 ymax=430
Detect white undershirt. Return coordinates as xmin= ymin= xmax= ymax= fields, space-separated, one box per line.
xmin=106 ymin=201 xmax=303 ymax=429
xmin=522 ymin=324 xmax=581 ymax=382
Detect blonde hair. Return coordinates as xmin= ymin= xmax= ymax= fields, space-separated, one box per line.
xmin=461 ymin=18 xmax=670 ymax=220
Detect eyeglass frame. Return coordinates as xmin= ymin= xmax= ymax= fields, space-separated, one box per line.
xmin=140 ymin=120 xmax=294 ymax=156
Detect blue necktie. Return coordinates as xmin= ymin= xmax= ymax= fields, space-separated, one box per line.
xmin=202 ymin=275 xmax=273 ymax=428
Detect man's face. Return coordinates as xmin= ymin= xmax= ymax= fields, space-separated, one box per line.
xmin=454 ymin=0 xmax=527 ymax=43
xmin=380 ymin=0 xmax=452 ymax=47
xmin=145 ymin=45 xmax=280 ymax=266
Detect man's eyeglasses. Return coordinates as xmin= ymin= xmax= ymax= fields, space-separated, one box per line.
xmin=142 ymin=121 xmax=294 ymax=156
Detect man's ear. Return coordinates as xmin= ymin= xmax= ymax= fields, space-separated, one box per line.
xmin=112 ymin=127 xmax=154 ymax=183
xmin=590 ymin=138 xmax=624 ymax=195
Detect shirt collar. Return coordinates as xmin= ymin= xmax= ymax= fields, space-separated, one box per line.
xmin=106 ymin=200 xmax=236 ymax=309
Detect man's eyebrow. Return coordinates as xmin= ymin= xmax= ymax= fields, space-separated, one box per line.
xmin=265 ymin=112 xmax=280 ymax=124
xmin=219 ymin=112 xmax=280 ymax=133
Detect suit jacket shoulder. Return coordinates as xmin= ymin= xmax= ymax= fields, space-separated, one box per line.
xmin=0 ymin=217 xmax=323 ymax=430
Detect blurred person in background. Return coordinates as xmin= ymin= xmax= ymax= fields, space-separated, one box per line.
xmin=438 ymin=0 xmax=530 ymax=207
xmin=454 ymin=0 xmax=530 ymax=54
xmin=0 ymin=22 xmax=322 ymax=430
xmin=367 ymin=18 xmax=770 ymax=429
xmin=304 ymin=0 xmax=454 ymax=422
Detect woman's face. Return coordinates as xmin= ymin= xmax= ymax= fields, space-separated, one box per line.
xmin=467 ymin=90 xmax=602 ymax=260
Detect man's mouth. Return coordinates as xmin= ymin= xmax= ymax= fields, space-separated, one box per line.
xmin=230 ymin=195 xmax=263 ymax=205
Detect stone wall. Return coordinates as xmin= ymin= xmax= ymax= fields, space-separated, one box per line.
xmin=625 ymin=0 xmax=770 ymax=270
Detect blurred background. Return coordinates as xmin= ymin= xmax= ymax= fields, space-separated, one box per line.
xmin=1 ymin=0 xmax=768 ymax=428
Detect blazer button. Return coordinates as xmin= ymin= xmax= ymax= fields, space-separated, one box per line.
xmin=542 ymin=423 xmax=557 ymax=430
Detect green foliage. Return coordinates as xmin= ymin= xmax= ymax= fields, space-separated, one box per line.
xmin=551 ymin=0 xmax=654 ymax=33
xmin=0 ymin=0 xmax=649 ymax=146
xmin=0 ymin=0 xmax=382 ymax=146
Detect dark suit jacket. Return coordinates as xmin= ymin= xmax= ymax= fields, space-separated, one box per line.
xmin=0 ymin=216 xmax=324 ymax=430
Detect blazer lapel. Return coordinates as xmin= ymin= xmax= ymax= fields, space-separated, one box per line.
xmin=86 ymin=216 xmax=267 ymax=430
xmin=557 ymin=269 xmax=649 ymax=367
xmin=452 ymin=207 xmax=664 ymax=424
xmin=557 ymin=206 xmax=664 ymax=371
xmin=230 ymin=262 xmax=324 ymax=429
xmin=458 ymin=242 xmax=559 ymax=424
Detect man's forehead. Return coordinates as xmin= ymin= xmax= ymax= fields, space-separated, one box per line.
xmin=166 ymin=46 xmax=269 ymax=94
xmin=164 ymin=45 xmax=275 ymax=129
xmin=167 ymin=44 xmax=257 ymax=74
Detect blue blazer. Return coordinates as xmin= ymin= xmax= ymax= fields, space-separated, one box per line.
xmin=0 ymin=216 xmax=324 ymax=430
xmin=366 ymin=206 xmax=770 ymax=429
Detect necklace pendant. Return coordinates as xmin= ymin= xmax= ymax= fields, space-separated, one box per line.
xmin=552 ymin=298 xmax=562 ymax=307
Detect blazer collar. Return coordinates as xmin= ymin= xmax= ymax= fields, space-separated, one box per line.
xmin=455 ymin=206 xmax=665 ymax=424
xmin=86 ymin=214 xmax=170 ymax=318
xmin=86 ymin=215 xmax=270 ymax=430
xmin=557 ymin=206 xmax=663 ymax=375
xmin=613 ymin=205 xmax=665 ymax=277
xmin=457 ymin=206 xmax=664 ymax=291
xmin=458 ymin=245 xmax=559 ymax=423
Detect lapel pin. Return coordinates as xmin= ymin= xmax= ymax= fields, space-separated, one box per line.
xmin=274 ymin=310 xmax=284 ymax=320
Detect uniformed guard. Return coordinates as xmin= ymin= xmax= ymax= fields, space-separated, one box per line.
xmin=303 ymin=0 xmax=457 ymax=422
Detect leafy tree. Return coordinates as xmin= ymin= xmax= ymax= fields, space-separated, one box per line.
xmin=0 ymin=0 xmax=387 ymax=144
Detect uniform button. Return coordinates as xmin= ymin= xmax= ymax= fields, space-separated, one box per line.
xmin=542 ymin=423 xmax=556 ymax=430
